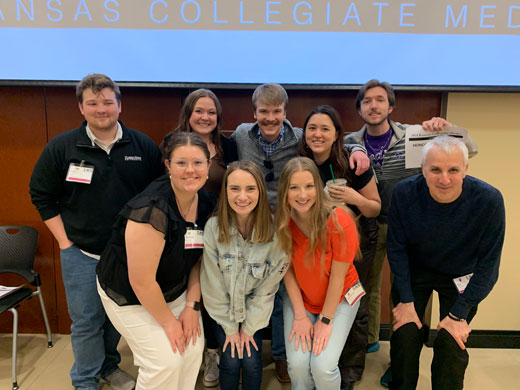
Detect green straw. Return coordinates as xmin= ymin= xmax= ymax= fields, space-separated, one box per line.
xmin=329 ymin=164 xmax=336 ymax=183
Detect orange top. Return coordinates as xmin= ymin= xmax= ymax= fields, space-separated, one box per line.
xmin=289 ymin=207 xmax=359 ymax=314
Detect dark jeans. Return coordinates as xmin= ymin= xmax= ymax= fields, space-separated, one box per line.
xmin=215 ymin=325 xmax=264 ymax=390
xmin=389 ymin=267 xmax=477 ymax=390
xmin=339 ymin=216 xmax=378 ymax=382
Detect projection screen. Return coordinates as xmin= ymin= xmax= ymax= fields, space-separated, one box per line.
xmin=1 ymin=0 xmax=519 ymax=88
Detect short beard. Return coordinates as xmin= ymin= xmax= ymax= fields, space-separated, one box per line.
xmin=364 ymin=113 xmax=389 ymax=127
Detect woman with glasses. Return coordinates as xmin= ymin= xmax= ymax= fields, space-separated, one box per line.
xmin=201 ymin=161 xmax=289 ymax=390
xmin=162 ymin=88 xmax=238 ymax=386
xmin=275 ymin=157 xmax=361 ymax=390
xmin=96 ymin=132 xmax=216 ymax=389
xmin=162 ymin=88 xmax=238 ymax=195
xmin=300 ymin=105 xmax=380 ymax=389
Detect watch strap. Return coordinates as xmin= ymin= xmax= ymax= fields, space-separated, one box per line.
xmin=186 ymin=301 xmax=201 ymax=311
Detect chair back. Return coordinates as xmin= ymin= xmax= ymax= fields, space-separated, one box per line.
xmin=0 ymin=226 xmax=39 ymax=285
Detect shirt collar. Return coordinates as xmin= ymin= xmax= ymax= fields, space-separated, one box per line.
xmin=85 ymin=122 xmax=123 ymax=153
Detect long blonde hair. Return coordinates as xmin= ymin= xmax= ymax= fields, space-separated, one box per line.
xmin=216 ymin=161 xmax=273 ymax=244
xmin=275 ymin=157 xmax=349 ymax=275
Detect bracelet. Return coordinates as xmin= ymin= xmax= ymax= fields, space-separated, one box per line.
xmin=448 ymin=312 xmax=465 ymax=322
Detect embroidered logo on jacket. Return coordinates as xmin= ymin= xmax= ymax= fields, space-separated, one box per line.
xmin=124 ymin=156 xmax=142 ymax=161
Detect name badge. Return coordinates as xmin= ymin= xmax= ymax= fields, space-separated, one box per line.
xmin=184 ymin=229 xmax=204 ymax=249
xmin=66 ymin=162 xmax=94 ymax=184
xmin=345 ymin=280 xmax=366 ymax=307
xmin=453 ymin=273 xmax=473 ymax=294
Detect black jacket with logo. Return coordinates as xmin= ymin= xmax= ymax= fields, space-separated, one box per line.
xmin=29 ymin=120 xmax=163 ymax=254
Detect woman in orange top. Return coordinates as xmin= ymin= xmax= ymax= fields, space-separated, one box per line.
xmin=275 ymin=157 xmax=361 ymax=390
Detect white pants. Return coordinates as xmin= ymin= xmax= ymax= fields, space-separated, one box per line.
xmin=98 ymin=282 xmax=204 ymax=390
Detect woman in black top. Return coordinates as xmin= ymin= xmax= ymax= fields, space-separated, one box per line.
xmin=299 ymin=105 xmax=381 ymax=390
xmin=161 ymin=88 xmax=237 ymax=386
xmin=97 ymin=132 xmax=216 ymax=390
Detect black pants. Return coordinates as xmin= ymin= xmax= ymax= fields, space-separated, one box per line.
xmin=202 ymin=306 xmax=220 ymax=349
xmin=339 ymin=217 xmax=378 ymax=382
xmin=389 ymin=267 xmax=477 ymax=390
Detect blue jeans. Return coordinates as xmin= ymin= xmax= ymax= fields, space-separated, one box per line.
xmin=283 ymin=289 xmax=359 ymax=390
xmin=271 ymin=281 xmax=287 ymax=360
xmin=60 ymin=245 xmax=121 ymax=390
xmin=215 ymin=325 xmax=263 ymax=390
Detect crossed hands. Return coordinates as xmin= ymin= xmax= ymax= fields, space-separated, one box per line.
xmin=289 ymin=315 xmax=333 ymax=356
xmin=164 ymin=307 xmax=202 ymax=355
xmin=223 ymin=329 xmax=259 ymax=359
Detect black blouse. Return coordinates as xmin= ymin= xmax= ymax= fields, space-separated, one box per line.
xmin=97 ymin=174 xmax=216 ymax=306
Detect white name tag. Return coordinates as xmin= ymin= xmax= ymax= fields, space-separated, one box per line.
xmin=345 ymin=280 xmax=366 ymax=307
xmin=66 ymin=163 xmax=94 ymax=184
xmin=184 ymin=229 xmax=204 ymax=249
xmin=453 ymin=273 xmax=473 ymax=294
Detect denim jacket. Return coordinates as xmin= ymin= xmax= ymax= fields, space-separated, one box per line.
xmin=201 ymin=216 xmax=289 ymax=336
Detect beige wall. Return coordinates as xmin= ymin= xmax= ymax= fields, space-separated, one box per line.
xmin=430 ymin=92 xmax=520 ymax=330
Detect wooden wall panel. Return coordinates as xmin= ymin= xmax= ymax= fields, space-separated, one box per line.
xmin=1 ymin=85 xmax=441 ymax=333
xmin=0 ymin=87 xmax=58 ymax=333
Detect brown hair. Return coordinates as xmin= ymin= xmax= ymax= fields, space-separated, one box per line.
xmin=216 ymin=161 xmax=273 ymax=244
xmin=162 ymin=131 xmax=210 ymax=162
xmin=355 ymin=79 xmax=395 ymax=110
xmin=252 ymin=83 xmax=288 ymax=110
xmin=76 ymin=73 xmax=121 ymax=104
xmin=163 ymin=89 xmax=223 ymax=159
xmin=299 ymin=105 xmax=353 ymax=185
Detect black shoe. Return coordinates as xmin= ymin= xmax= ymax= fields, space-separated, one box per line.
xmin=341 ymin=380 xmax=355 ymax=390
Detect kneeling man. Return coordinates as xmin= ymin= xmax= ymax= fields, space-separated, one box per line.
xmin=387 ymin=135 xmax=505 ymax=390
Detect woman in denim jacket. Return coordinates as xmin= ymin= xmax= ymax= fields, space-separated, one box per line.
xmin=201 ymin=161 xmax=289 ymax=390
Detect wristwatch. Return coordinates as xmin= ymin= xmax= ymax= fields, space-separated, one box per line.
xmin=186 ymin=301 xmax=201 ymax=311
xmin=319 ymin=314 xmax=332 ymax=325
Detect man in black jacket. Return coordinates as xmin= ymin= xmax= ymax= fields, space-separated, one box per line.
xmin=30 ymin=74 xmax=163 ymax=390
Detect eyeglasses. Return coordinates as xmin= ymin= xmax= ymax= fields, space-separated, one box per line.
xmin=264 ymin=159 xmax=274 ymax=182
xmin=169 ymin=159 xmax=208 ymax=171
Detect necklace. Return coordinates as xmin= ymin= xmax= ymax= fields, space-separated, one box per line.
xmin=176 ymin=194 xmax=197 ymax=221
xmin=364 ymin=129 xmax=393 ymax=153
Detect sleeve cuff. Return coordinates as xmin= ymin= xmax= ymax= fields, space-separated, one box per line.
xmin=38 ymin=206 xmax=61 ymax=221
xmin=397 ymin=286 xmax=415 ymax=304
xmin=450 ymin=298 xmax=472 ymax=320
xmin=223 ymin=324 xmax=239 ymax=337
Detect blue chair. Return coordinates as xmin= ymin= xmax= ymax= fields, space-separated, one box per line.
xmin=0 ymin=226 xmax=53 ymax=390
